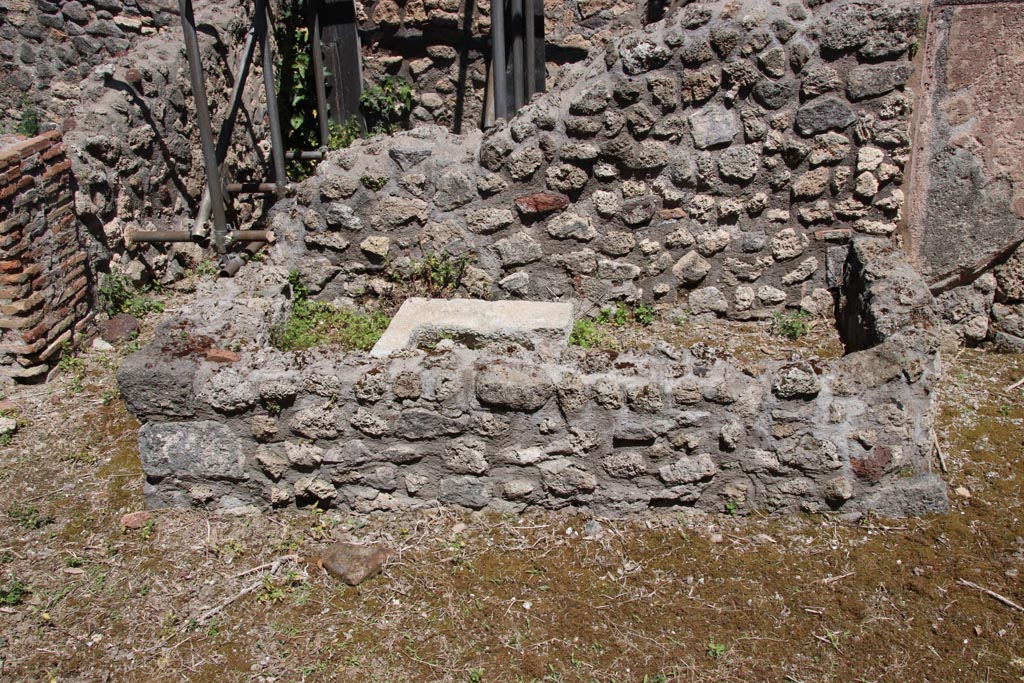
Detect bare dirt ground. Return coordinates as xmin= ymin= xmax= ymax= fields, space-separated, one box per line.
xmin=1 ymin=296 xmax=1023 ymax=683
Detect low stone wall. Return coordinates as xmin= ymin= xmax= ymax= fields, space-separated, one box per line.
xmin=0 ymin=132 xmax=91 ymax=381
xmin=118 ymin=239 xmax=949 ymax=517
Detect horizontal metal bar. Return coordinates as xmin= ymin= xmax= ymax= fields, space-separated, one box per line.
xmin=226 ymin=182 xmax=282 ymax=194
xmin=285 ymin=150 xmax=325 ymax=160
xmin=130 ymin=230 xmax=195 ymax=243
xmin=228 ymin=230 xmax=276 ymax=244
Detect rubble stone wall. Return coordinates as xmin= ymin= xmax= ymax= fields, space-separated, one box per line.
xmin=0 ymin=132 xmax=91 ymax=381
xmin=0 ymin=0 xmax=177 ymax=127
xmin=271 ymin=0 xmax=919 ymax=318
xmin=118 ymin=239 xmax=948 ymax=517
xmin=357 ymin=0 xmax=644 ymax=132
xmin=64 ymin=0 xmax=273 ymax=283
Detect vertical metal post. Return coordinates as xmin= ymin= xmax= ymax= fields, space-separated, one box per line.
xmin=255 ymin=0 xmax=288 ymax=198
xmin=490 ymin=0 xmax=507 ymax=120
xmin=524 ymin=0 xmax=535 ymax=100
xmin=510 ymin=0 xmax=524 ymax=110
xmin=308 ymin=0 xmax=330 ymax=147
xmin=179 ymin=0 xmax=228 ymax=253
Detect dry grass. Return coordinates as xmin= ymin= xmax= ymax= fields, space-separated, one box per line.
xmin=0 ymin=301 xmax=1022 ymax=683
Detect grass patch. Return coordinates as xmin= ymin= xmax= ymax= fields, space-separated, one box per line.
xmin=270 ymin=271 xmax=390 ymax=352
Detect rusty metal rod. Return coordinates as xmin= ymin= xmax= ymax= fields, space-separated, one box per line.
xmin=524 ymin=0 xmax=535 ymax=100
xmin=511 ymin=0 xmax=524 ymax=110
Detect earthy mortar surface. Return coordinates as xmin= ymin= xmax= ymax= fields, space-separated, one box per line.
xmin=0 ymin=287 xmax=1022 ymax=682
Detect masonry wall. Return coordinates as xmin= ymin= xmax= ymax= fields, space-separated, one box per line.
xmin=0 ymin=0 xmax=177 ymax=128
xmin=117 ymin=239 xmax=948 ymax=517
xmin=0 ymin=132 xmax=90 ymax=381
xmin=267 ymin=0 xmax=918 ymax=322
xmin=357 ymin=0 xmax=644 ymax=132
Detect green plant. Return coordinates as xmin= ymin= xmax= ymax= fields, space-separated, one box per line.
xmin=569 ymin=319 xmax=604 ymax=348
xmin=98 ymin=273 xmax=164 ymax=319
xmin=360 ymin=76 xmax=414 ymax=135
xmin=57 ymin=343 xmax=86 ymax=393
xmin=16 ymin=97 xmax=39 ymax=137
xmin=329 ymin=117 xmax=362 ymax=150
xmin=724 ymin=501 xmax=738 ymax=516
xmin=596 ymin=302 xmax=656 ymax=327
xmin=7 ymin=503 xmax=53 ymax=529
xmin=772 ymin=310 xmax=812 ymax=340
xmin=468 ymin=668 xmax=484 ymax=683
xmin=275 ymin=0 xmax=320 ymax=177
xmin=707 ymin=637 xmax=727 ymax=660
xmin=407 ymin=251 xmax=470 ymax=297
xmin=360 ymin=174 xmax=389 ymax=191
xmin=0 ymin=576 xmax=28 ymax=606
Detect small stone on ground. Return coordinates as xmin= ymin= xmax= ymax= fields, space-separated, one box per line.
xmin=321 ymin=542 xmax=391 ymax=586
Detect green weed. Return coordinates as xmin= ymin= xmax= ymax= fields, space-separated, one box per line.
xmin=707 ymin=637 xmax=727 ymax=660
xmin=360 ymin=174 xmax=389 ymax=191
xmin=0 ymin=576 xmax=28 ymax=605
xmin=271 ymin=273 xmax=389 ymax=351
xmin=16 ymin=96 xmax=39 ymax=137
xmin=98 ymin=273 xmax=164 ymax=319
xmin=57 ymin=343 xmax=86 ymax=393
xmin=7 ymin=503 xmax=53 ymax=529
xmin=569 ymin=319 xmax=604 ymax=348
xmin=408 ymin=251 xmax=471 ymax=297
xmin=360 ymin=76 xmax=414 ymax=135
xmin=772 ymin=310 xmax=812 ymax=340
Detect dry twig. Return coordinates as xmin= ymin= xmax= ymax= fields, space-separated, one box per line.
xmin=957 ymin=579 xmax=1024 ymax=613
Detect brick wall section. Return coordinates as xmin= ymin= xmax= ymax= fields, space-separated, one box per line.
xmin=0 ymin=132 xmax=91 ymax=382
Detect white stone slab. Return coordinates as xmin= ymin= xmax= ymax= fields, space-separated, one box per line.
xmin=370 ymin=298 xmax=574 ymax=357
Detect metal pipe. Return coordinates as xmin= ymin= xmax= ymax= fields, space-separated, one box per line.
xmin=228 ymin=230 xmax=276 ymax=244
xmin=308 ymin=0 xmax=330 ymax=147
xmin=524 ymin=0 xmax=535 ymax=100
xmin=285 ymin=150 xmax=325 ymax=160
xmin=226 ymin=182 xmax=282 ymax=194
xmin=256 ymin=0 xmax=288 ymax=198
xmin=510 ymin=0 xmax=524 ymax=110
xmin=490 ymin=0 xmax=507 ymax=120
xmin=220 ymin=242 xmax=267 ymax=278
xmin=191 ymin=25 xmax=258 ymax=240
xmin=179 ymin=0 xmax=229 ymax=253
xmin=131 ymin=230 xmax=196 ymax=243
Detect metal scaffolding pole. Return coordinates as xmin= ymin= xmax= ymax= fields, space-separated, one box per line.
xmin=524 ymin=0 xmax=535 ymax=100
xmin=178 ymin=0 xmax=229 ymax=253
xmin=191 ymin=23 xmax=258 ymax=240
xmin=308 ymin=0 xmax=330 ymax=147
xmin=255 ymin=0 xmax=288 ymax=198
xmin=491 ymin=0 xmax=507 ymax=120
xmin=510 ymin=0 xmax=524 ymax=110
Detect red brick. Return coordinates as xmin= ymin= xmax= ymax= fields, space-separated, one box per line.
xmin=0 ymin=260 xmax=23 ymax=273
xmin=0 ymin=308 xmax=44 ymax=330
xmin=0 ymin=283 xmax=31 ymax=300
xmin=206 ymin=348 xmax=241 ymax=363
xmin=41 ymin=143 xmax=66 ymax=162
xmin=0 ymin=148 xmax=19 ymax=170
xmin=0 ymin=337 xmax=46 ymax=355
xmin=0 ymin=264 xmax=41 ymax=285
xmin=42 ymin=159 xmax=72 ymax=180
xmin=0 ymin=291 xmax=44 ymax=316
xmin=14 ymin=137 xmax=52 ymax=158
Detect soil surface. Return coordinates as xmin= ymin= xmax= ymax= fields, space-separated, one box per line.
xmin=1 ymin=293 xmax=1022 ymax=683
